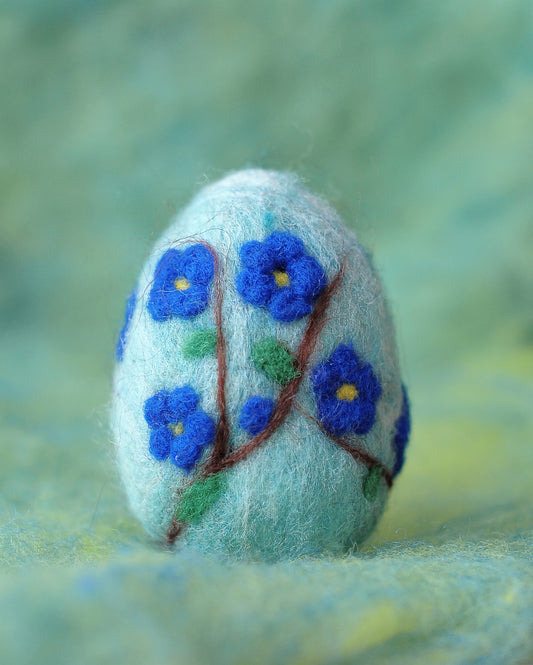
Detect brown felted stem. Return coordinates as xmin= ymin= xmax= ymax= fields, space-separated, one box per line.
xmin=211 ymin=252 xmax=230 ymax=464
xmin=193 ymin=241 xmax=230 ymax=465
xmin=324 ymin=433 xmax=393 ymax=488
xmin=166 ymin=241 xmax=229 ymax=546
xmin=294 ymin=405 xmax=394 ymax=488
xmin=203 ymin=262 xmax=345 ymax=475
xmin=167 ymin=261 xmax=347 ymax=545
xmin=166 ymin=517 xmax=184 ymax=545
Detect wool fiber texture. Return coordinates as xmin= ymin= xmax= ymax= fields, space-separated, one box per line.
xmin=3 ymin=2 xmax=532 ymax=663
xmin=112 ymin=169 xmax=407 ymax=561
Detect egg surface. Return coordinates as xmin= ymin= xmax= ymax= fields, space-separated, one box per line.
xmin=111 ymin=169 xmax=410 ymax=561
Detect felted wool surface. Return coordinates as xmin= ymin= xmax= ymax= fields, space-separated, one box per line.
xmin=112 ymin=169 xmax=405 ymax=560
xmin=1 ymin=1 xmax=533 ymax=664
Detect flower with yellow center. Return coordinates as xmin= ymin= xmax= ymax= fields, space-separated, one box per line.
xmin=311 ymin=344 xmax=382 ymax=437
xmin=336 ymin=383 xmax=359 ymax=402
xmin=273 ymin=270 xmax=290 ymax=287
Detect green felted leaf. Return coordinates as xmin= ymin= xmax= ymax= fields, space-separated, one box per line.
xmin=363 ymin=466 xmax=382 ymax=502
xmin=182 ymin=328 xmax=217 ymax=359
xmin=252 ymin=337 xmax=299 ymax=386
xmin=176 ymin=473 xmax=226 ymax=524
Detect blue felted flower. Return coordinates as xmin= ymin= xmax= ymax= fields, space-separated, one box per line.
xmin=116 ymin=289 xmax=136 ymax=361
xmin=143 ymin=385 xmax=216 ymax=473
xmin=311 ymin=344 xmax=382 ymax=437
xmin=236 ymin=231 xmax=327 ymax=323
xmin=239 ymin=396 xmax=276 ymax=436
xmin=392 ymin=384 xmax=410 ymax=477
xmin=147 ymin=244 xmax=215 ymax=321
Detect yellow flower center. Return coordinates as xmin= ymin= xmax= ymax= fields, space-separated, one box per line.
xmin=273 ymin=270 xmax=290 ymax=287
xmin=336 ymin=383 xmax=359 ymax=401
xmin=168 ymin=422 xmax=184 ymax=436
xmin=174 ymin=277 xmax=190 ymax=291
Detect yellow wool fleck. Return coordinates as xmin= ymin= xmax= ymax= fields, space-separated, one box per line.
xmin=273 ymin=270 xmax=290 ymax=287
xmin=169 ymin=422 xmax=184 ymax=436
xmin=174 ymin=277 xmax=191 ymax=291
xmin=336 ymin=383 xmax=358 ymax=401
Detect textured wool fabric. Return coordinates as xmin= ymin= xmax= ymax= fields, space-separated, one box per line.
xmin=111 ymin=169 xmax=406 ymax=560
xmin=1 ymin=535 xmax=532 ymax=665
xmin=3 ymin=2 xmax=533 ymax=664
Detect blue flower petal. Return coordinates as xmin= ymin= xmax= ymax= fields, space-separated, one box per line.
xmin=315 ymin=390 xmax=379 ymax=437
xmin=318 ymin=391 xmax=378 ymax=437
xmin=150 ymin=284 xmax=209 ymax=320
xmin=350 ymin=362 xmax=382 ymax=403
xmin=170 ymin=436 xmax=203 ymax=473
xmin=392 ymin=385 xmax=411 ymax=476
xmin=264 ymin=232 xmax=304 ymax=263
xmin=269 ymin=289 xmax=312 ymax=322
xmin=239 ymin=396 xmax=275 ymax=436
xmin=154 ymin=249 xmax=181 ymax=283
xmin=183 ymin=410 xmax=217 ymax=448
xmin=236 ymin=269 xmax=275 ymax=307
xmin=318 ymin=399 xmax=356 ymax=437
xmin=170 ymin=411 xmax=216 ymax=473
xmin=310 ymin=365 xmax=337 ymax=401
xmin=172 ymin=283 xmax=211 ymax=317
xmin=149 ymin=425 xmax=173 ymax=460
xmin=328 ymin=345 xmax=360 ymax=381
xmin=146 ymin=295 xmax=170 ymax=322
xmin=144 ymin=389 xmax=171 ymax=427
xmin=345 ymin=398 xmax=379 ymax=436
xmin=240 ymin=240 xmax=275 ymax=272
xmin=116 ymin=289 xmax=136 ymax=361
xmin=180 ymin=244 xmax=215 ymax=284
xmin=167 ymin=385 xmax=200 ymax=420
xmin=288 ymin=255 xmax=327 ymax=298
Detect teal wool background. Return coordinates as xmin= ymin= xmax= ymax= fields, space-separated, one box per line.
xmin=1 ymin=1 xmax=532 ymax=664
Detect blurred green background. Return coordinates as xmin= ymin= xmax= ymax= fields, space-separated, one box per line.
xmin=1 ymin=1 xmax=532 ymax=664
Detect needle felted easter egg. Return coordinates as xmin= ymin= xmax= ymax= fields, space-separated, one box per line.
xmin=112 ymin=169 xmax=411 ymax=561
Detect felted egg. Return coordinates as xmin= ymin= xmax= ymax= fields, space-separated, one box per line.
xmin=111 ymin=169 xmax=410 ymax=561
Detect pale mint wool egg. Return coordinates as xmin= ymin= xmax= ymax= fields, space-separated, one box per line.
xmin=111 ymin=169 xmax=410 ymax=561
